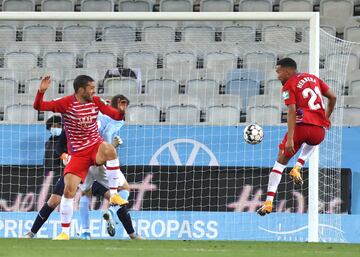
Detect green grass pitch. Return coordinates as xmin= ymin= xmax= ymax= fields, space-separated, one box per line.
xmin=1 ymin=239 xmax=360 ymax=257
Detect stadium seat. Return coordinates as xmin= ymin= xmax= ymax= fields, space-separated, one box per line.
xmin=279 ymin=0 xmax=313 ymax=11
xmin=118 ymin=0 xmax=153 ymax=11
xmin=238 ymin=0 xmax=272 ymax=12
xmin=5 ymin=52 xmax=37 ymax=70
xmin=287 ymin=51 xmax=309 ymax=72
xmin=302 ymin=25 xmax=336 ymax=42
xmin=63 ymin=24 xmax=95 ymax=43
xmin=44 ymin=51 xmax=76 ymax=69
xmin=187 ymin=78 xmax=220 ymax=107
xmin=247 ymin=95 xmax=282 ymax=125
xmin=207 ymin=94 xmax=243 ymax=110
xmin=349 ymin=80 xmax=360 ymax=96
xmin=200 ymin=0 xmax=234 ymax=12
xmin=0 ymin=25 xmax=16 ymax=42
xmin=262 ymin=25 xmax=296 ymax=43
xmin=164 ymin=51 xmax=197 ymax=70
xmin=83 ymin=51 xmax=116 ymax=69
xmin=264 ymin=79 xmax=282 ymax=96
xmin=147 ymin=78 xmax=179 ymax=96
xmin=103 ymin=77 xmax=139 ymax=95
xmin=2 ymin=0 xmax=35 ymax=11
xmin=126 ymin=104 xmax=160 ymax=124
xmin=320 ymin=16 xmax=348 ymax=34
xmin=167 ymin=105 xmax=200 ymax=124
xmin=183 ymin=25 xmax=215 ymax=43
xmin=320 ymin=0 xmax=353 ymax=29
xmin=160 ymin=0 xmax=193 ymax=11
xmin=324 ymin=79 xmax=346 ymax=95
xmin=326 ymin=52 xmax=359 ymax=72
xmin=143 ymin=25 xmax=175 ymax=43
xmin=124 ymin=51 xmax=157 ymax=71
xmin=226 ymin=78 xmax=260 ymax=108
xmin=0 ymin=78 xmax=18 ymax=107
xmin=41 ymin=0 xmax=74 ymax=11
xmin=244 ymin=52 xmax=277 ymax=72
xmin=205 ymin=52 xmax=237 ymax=72
xmin=206 ymin=106 xmax=240 ymax=125
xmin=341 ymin=96 xmax=360 ymax=126
xmin=102 ymin=25 xmax=136 ymax=42
xmin=5 ymin=104 xmax=38 ymax=123
xmin=25 ymin=78 xmax=58 ymax=99
xmin=223 ymin=25 xmax=256 ymax=42
xmin=344 ymin=24 xmax=360 ymax=43
xmin=227 ymin=68 xmax=265 ymax=82
xmin=23 ymin=24 xmax=56 ymax=42
xmin=348 ymin=71 xmax=360 ymax=95
xmin=81 ymin=0 xmax=114 ymax=11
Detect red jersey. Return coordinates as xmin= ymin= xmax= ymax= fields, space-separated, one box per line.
xmin=34 ymin=91 xmax=124 ymax=153
xmin=281 ymin=73 xmax=330 ymax=129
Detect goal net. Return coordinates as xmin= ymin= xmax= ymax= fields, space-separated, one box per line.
xmin=0 ymin=13 xmax=353 ymax=242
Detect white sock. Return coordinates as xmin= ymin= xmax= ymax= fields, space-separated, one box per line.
xmin=266 ymin=161 xmax=287 ymax=202
xmin=106 ymin=159 xmax=121 ymax=197
xmin=60 ymin=196 xmax=74 ymax=235
xmin=296 ymin=144 xmax=316 ymax=167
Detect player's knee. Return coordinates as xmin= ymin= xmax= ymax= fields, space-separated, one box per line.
xmin=119 ymin=181 xmax=130 ymax=191
xmin=63 ymin=186 xmax=76 ymax=198
xmin=104 ymin=144 xmax=117 ymax=160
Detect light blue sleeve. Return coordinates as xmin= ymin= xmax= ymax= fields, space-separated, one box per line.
xmin=102 ymin=119 xmax=125 ymax=144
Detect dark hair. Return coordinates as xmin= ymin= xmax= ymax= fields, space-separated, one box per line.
xmin=73 ymin=75 xmax=94 ymax=93
xmin=111 ymin=94 xmax=130 ymax=108
xmin=276 ymin=57 xmax=297 ymax=70
xmin=46 ymin=115 xmax=62 ymax=130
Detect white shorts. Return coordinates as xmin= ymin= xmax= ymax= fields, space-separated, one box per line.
xmin=79 ymin=165 xmax=126 ymax=193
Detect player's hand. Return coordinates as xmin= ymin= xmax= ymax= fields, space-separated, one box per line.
xmin=285 ymin=139 xmax=295 ymax=156
xmin=117 ymin=100 xmax=128 ymax=112
xmin=39 ymin=75 xmax=52 ymax=93
xmin=60 ymin=153 xmax=71 ymax=166
xmin=111 ymin=136 xmax=123 ymax=148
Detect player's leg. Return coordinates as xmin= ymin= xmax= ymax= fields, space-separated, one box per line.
xmin=78 ymin=166 xmax=97 ymax=240
xmin=79 ymin=193 xmax=91 ymax=239
xmin=23 ymin=177 xmax=64 ymax=238
xmin=289 ymin=144 xmax=316 ymax=185
xmin=95 ymin=142 xmax=128 ymax=206
xmin=92 ymin=168 xmax=141 ymax=240
xmin=54 ymin=173 xmax=82 ymax=240
xmin=290 ymin=125 xmax=325 ymax=185
xmin=257 ymin=129 xmax=303 ymax=216
xmin=115 ymin=182 xmax=143 ymax=240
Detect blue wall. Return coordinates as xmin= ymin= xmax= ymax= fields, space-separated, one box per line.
xmin=0 ymin=125 xmax=359 ymax=212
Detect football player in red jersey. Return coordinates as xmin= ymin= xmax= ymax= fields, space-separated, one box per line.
xmin=34 ymin=75 xmax=129 ymax=239
xmin=257 ymin=58 xmax=337 ymax=216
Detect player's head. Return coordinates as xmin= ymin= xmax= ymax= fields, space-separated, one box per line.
xmin=73 ymin=75 xmax=96 ymax=102
xmin=276 ymin=58 xmax=297 ymax=85
xmin=111 ymin=94 xmax=130 ymax=110
xmin=46 ymin=115 xmax=62 ymax=137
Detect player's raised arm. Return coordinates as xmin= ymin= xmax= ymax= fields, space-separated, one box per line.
xmin=33 ymin=75 xmax=67 ymax=113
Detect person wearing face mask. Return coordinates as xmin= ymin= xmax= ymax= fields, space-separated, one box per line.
xmin=44 ymin=115 xmax=63 ymax=175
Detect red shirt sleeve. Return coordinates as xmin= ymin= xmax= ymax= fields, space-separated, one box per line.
xmin=33 ymin=90 xmax=68 ymax=113
xmin=282 ymin=78 xmax=297 ymax=106
xmin=93 ymin=96 xmax=125 ymax=120
xmin=318 ymin=78 xmax=330 ymax=94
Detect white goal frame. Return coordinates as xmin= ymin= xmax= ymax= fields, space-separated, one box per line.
xmin=0 ymin=11 xmax=320 ymax=242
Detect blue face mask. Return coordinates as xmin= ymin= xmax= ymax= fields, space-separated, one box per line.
xmin=50 ymin=127 xmax=62 ymax=137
